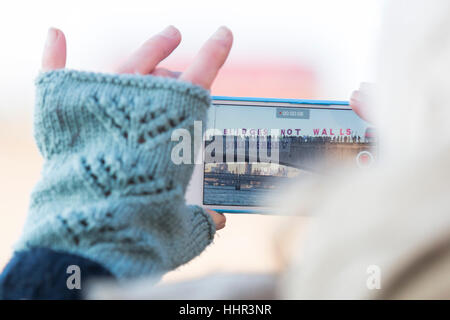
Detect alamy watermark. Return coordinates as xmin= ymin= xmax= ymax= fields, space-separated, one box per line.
xmin=170 ymin=121 xmax=280 ymax=165
xmin=66 ymin=265 xmax=81 ymax=290
xmin=366 ymin=264 xmax=381 ymax=290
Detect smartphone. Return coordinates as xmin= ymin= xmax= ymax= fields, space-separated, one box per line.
xmin=185 ymin=96 xmax=376 ymax=214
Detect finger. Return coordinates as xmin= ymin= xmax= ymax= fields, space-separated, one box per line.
xmin=180 ymin=26 xmax=233 ymax=90
xmin=151 ymin=67 xmax=182 ymax=78
xmin=205 ymin=209 xmax=226 ymax=230
xmin=350 ymin=89 xmax=371 ymax=122
xmin=41 ymin=28 xmax=66 ymax=71
xmin=115 ymin=26 xmax=181 ymax=74
xmin=350 ymin=90 xmax=360 ymax=111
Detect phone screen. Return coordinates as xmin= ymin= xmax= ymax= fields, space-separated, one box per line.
xmin=202 ymin=102 xmax=376 ymax=207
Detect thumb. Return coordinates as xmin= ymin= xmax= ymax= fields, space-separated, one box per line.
xmin=205 ymin=209 xmax=226 ymax=231
xmin=41 ymin=27 xmax=66 ymax=71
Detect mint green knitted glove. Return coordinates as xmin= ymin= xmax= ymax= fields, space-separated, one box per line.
xmin=15 ymin=70 xmax=216 ymax=279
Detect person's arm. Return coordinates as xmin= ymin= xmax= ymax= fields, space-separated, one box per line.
xmin=0 ymin=26 xmax=232 ymax=299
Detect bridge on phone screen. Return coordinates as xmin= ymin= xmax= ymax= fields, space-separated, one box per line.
xmin=204 ymin=135 xmax=375 ymax=171
xmin=203 ymin=135 xmax=375 ymax=190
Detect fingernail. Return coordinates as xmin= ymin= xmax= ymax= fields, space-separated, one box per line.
xmin=45 ymin=28 xmax=58 ymax=47
xmin=160 ymin=25 xmax=179 ymax=39
xmin=211 ymin=26 xmax=231 ymax=40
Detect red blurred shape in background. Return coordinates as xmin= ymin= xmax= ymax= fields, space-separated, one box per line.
xmin=164 ymin=58 xmax=317 ymax=99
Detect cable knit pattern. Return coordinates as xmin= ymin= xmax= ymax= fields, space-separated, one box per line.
xmin=15 ymin=69 xmax=216 ymax=279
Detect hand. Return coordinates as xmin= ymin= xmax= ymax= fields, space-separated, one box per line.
xmin=350 ymin=82 xmax=375 ymax=123
xmin=41 ymin=25 xmax=233 ymax=90
xmin=41 ymin=25 xmax=231 ymax=231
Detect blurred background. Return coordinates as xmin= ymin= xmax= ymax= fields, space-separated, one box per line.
xmin=0 ymin=0 xmax=382 ymax=282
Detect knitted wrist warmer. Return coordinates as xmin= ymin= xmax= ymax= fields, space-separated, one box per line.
xmin=15 ymin=69 xmax=216 ymax=279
